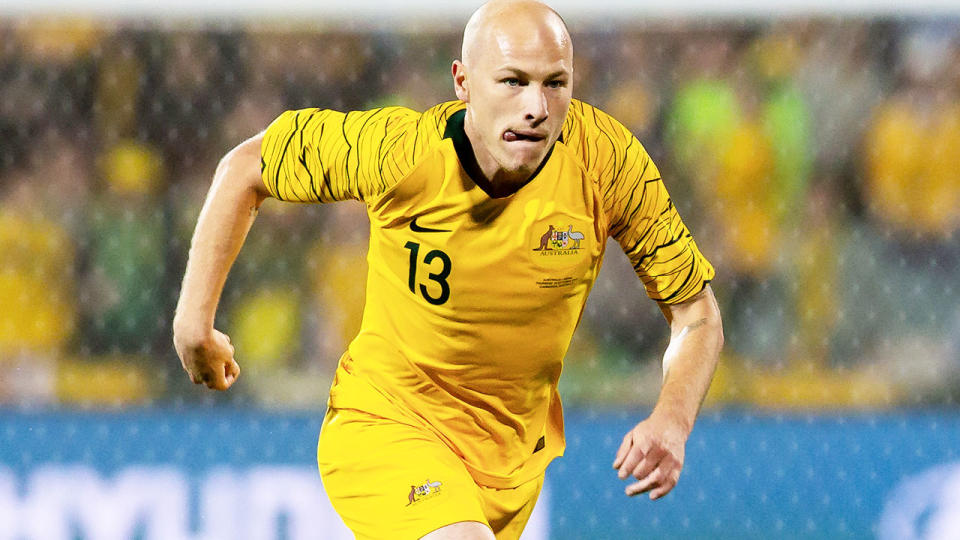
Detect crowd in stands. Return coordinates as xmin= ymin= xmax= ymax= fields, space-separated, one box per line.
xmin=0 ymin=17 xmax=957 ymax=409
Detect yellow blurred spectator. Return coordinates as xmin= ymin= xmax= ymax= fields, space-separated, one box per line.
xmin=16 ymin=17 xmax=103 ymax=63
xmin=306 ymin=204 xmax=370 ymax=368
xmin=864 ymin=100 xmax=960 ymax=236
xmin=230 ymin=288 xmax=302 ymax=373
xmin=100 ymin=140 xmax=165 ymax=196
xmin=863 ymin=26 xmax=960 ymax=237
xmin=0 ymin=212 xmax=75 ymax=357
xmin=669 ymin=29 xmax=812 ymax=278
xmin=0 ymin=173 xmax=78 ymax=404
xmin=56 ymin=357 xmax=152 ymax=407
xmin=715 ymin=119 xmax=778 ymax=274
xmin=0 ymin=131 xmax=89 ymax=365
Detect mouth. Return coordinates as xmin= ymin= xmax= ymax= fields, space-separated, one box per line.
xmin=502 ymin=129 xmax=546 ymax=143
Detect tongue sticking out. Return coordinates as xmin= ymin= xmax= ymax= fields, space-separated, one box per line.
xmin=504 ymin=131 xmax=538 ymax=142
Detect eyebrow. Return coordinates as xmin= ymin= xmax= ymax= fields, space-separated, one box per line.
xmin=496 ymin=67 xmax=569 ymax=80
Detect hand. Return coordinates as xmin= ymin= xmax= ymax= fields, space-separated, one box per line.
xmin=173 ymin=327 xmax=240 ymax=391
xmin=612 ymin=412 xmax=689 ymax=500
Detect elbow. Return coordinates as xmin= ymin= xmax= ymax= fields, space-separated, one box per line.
xmin=217 ymin=134 xmax=270 ymax=204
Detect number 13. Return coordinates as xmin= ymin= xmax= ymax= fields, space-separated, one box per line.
xmin=404 ymin=241 xmax=451 ymax=305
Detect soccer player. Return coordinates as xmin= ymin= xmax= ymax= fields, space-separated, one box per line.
xmin=173 ymin=1 xmax=724 ymax=538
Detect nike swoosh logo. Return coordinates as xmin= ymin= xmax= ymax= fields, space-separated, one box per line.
xmin=409 ymin=216 xmax=451 ymax=233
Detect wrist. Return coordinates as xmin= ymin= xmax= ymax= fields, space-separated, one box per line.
xmin=172 ymin=315 xmax=214 ymax=347
xmin=650 ymin=402 xmax=695 ymax=437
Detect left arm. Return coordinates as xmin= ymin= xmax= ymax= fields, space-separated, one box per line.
xmin=577 ymin=104 xmax=722 ymax=499
xmin=612 ymin=284 xmax=724 ymax=499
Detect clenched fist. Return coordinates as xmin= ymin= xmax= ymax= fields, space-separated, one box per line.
xmin=173 ymin=327 xmax=240 ymax=391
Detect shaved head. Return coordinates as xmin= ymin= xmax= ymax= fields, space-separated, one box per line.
xmin=461 ymin=0 xmax=572 ymax=68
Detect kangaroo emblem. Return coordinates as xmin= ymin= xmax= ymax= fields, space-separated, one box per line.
xmin=533 ymin=225 xmax=555 ymax=251
xmin=407 ymin=480 xmax=443 ymax=506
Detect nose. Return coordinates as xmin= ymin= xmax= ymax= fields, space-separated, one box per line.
xmin=523 ymin=86 xmax=548 ymax=126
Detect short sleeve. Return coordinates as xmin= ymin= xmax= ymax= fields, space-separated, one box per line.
xmin=260 ymin=106 xmax=419 ymax=204
xmin=568 ymin=101 xmax=715 ymax=304
xmin=616 ymin=171 xmax=715 ymax=304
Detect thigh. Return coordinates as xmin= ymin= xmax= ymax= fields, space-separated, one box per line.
xmin=420 ymin=521 xmax=495 ymax=540
xmin=317 ymin=407 xmax=489 ymax=540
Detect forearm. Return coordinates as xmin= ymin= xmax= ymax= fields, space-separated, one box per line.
xmin=652 ymin=288 xmax=724 ymax=435
xmin=613 ymin=287 xmax=722 ymax=498
xmin=173 ymin=136 xmax=268 ymax=341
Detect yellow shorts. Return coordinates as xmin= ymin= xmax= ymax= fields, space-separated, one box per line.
xmin=316 ymin=406 xmax=543 ymax=540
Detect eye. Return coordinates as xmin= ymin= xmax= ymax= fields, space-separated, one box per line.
xmin=502 ymin=78 xmax=521 ymax=87
xmin=546 ymin=80 xmax=567 ymax=89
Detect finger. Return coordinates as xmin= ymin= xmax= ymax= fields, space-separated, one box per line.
xmin=649 ymin=469 xmax=681 ymax=500
xmin=208 ymin=364 xmax=230 ymax=391
xmin=613 ymin=435 xmax=632 ymax=469
xmin=625 ymin=467 xmax=663 ymax=497
xmin=224 ymin=360 xmax=240 ymax=387
xmin=618 ymin=444 xmax=646 ymax=480
xmin=227 ymin=359 xmax=240 ymax=379
xmin=631 ymin=446 xmax=666 ymax=480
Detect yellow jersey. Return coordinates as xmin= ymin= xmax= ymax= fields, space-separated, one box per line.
xmin=261 ymin=100 xmax=714 ymax=488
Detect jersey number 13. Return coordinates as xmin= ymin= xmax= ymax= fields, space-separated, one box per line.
xmin=404 ymin=241 xmax=451 ymax=305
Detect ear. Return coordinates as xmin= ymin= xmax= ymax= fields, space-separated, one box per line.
xmin=452 ymin=60 xmax=470 ymax=102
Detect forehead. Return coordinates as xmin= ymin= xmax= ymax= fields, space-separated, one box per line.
xmin=476 ymin=23 xmax=572 ymax=73
xmin=496 ymin=33 xmax=570 ymax=67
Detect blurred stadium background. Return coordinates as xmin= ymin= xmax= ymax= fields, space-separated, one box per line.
xmin=1 ymin=1 xmax=959 ymax=538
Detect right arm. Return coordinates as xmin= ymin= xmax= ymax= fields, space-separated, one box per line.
xmin=173 ymin=133 xmax=270 ymax=391
xmin=173 ymin=106 xmax=422 ymax=390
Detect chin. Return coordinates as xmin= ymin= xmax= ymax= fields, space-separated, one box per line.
xmin=500 ymin=161 xmax=537 ymax=177
xmin=500 ymin=152 xmax=546 ymax=175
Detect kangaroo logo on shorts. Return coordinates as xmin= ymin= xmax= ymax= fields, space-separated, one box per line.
xmin=406 ymin=479 xmax=443 ymax=506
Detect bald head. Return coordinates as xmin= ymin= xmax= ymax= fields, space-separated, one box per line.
xmin=461 ymin=0 xmax=572 ymax=68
